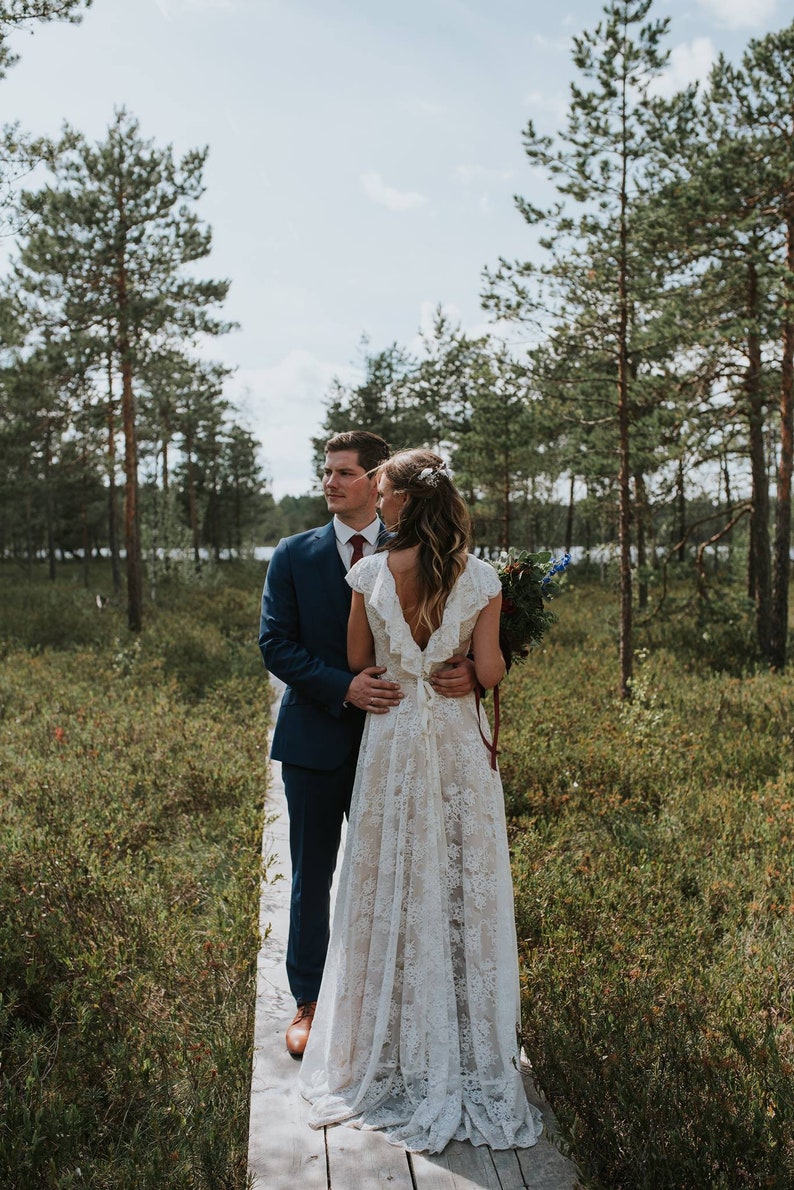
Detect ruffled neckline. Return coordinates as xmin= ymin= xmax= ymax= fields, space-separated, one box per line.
xmin=367 ymin=553 xmax=484 ymax=676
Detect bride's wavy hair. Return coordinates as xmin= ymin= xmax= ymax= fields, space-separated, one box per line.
xmin=376 ymin=449 xmax=471 ymax=634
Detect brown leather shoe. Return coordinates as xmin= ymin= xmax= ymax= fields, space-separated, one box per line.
xmin=286 ymin=1001 xmax=316 ymax=1057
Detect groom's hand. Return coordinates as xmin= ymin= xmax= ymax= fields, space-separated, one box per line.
xmin=345 ymin=667 xmax=403 ymax=714
xmin=430 ymin=655 xmax=477 ymax=699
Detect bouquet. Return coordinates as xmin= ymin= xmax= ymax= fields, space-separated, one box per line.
xmin=493 ymin=549 xmax=571 ymax=671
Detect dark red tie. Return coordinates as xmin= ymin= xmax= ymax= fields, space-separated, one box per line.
xmin=349 ymin=534 xmax=367 ymax=565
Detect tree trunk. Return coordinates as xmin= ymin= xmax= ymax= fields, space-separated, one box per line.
xmin=721 ymin=449 xmax=734 ymax=572
xmin=186 ymin=434 xmax=201 ymax=571
xmin=234 ymin=475 xmax=242 ymax=557
xmin=744 ymin=260 xmax=772 ymax=659
xmin=117 ymin=258 xmax=142 ymax=632
xmin=770 ymin=214 xmax=794 ymax=670
xmin=208 ymin=446 xmax=221 ymax=562
xmin=106 ymin=351 xmax=122 ymax=594
xmin=501 ymin=445 xmax=510 ymax=551
xmin=564 ymin=472 xmax=575 ymax=554
xmin=23 ymin=453 xmax=33 ymax=578
xmin=676 ymin=454 xmax=686 ymax=563
xmin=161 ymin=423 xmax=173 ymax=574
xmin=617 ymin=93 xmax=632 ymax=700
xmin=81 ymin=453 xmax=90 ymax=590
xmin=44 ymin=417 xmax=56 ymax=582
xmin=634 ymin=470 xmax=648 ymax=611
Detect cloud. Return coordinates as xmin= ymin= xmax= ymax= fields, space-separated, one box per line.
xmin=531 ymin=32 xmax=571 ymax=52
xmin=524 ymin=89 xmax=568 ymax=126
xmin=230 ymin=351 xmax=359 ymax=498
xmin=455 ymin=164 xmax=515 ymax=185
xmin=455 ymin=165 xmax=516 ymax=216
xmin=153 ymin=0 xmax=234 ymax=13
xmin=697 ymin=0 xmax=777 ymax=29
xmin=411 ymin=302 xmax=522 ymax=355
xmin=361 ymin=171 xmax=427 ymax=212
xmin=650 ymin=37 xmax=717 ymax=98
xmin=403 ymin=98 xmax=447 ymax=118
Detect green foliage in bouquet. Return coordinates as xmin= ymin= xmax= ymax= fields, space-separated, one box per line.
xmin=494 ymin=549 xmax=571 ymax=670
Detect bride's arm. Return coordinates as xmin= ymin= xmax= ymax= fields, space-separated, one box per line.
xmin=470 ymin=594 xmax=506 ymax=689
xmin=348 ymin=590 xmax=376 ymax=671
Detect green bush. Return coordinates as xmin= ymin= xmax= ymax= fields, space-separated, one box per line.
xmin=0 ymin=574 xmax=122 ymax=652
xmin=503 ymin=584 xmax=794 ymax=1188
xmin=0 ymin=569 xmax=272 ymax=1189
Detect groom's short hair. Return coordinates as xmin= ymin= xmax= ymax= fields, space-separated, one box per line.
xmin=325 ymin=430 xmax=390 ymax=474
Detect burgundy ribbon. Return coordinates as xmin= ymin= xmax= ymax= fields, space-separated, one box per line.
xmin=474 ymin=684 xmax=500 ymax=771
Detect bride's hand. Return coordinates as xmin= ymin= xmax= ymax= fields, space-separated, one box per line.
xmin=345 ymin=667 xmax=404 ymax=713
xmin=430 ymin=655 xmax=477 ymax=699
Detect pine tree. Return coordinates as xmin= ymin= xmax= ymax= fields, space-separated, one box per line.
xmin=708 ymin=24 xmax=794 ymax=669
xmin=15 ymin=109 xmax=233 ymax=628
xmin=0 ymin=2 xmax=92 ymax=234
xmin=313 ymin=340 xmax=420 ymax=470
xmin=452 ymin=347 xmax=539 ymax=551
xmin=0 ymin=0 xmax=91 ymax=77
xmin=485 ymin=0 xmax=673 ymax=697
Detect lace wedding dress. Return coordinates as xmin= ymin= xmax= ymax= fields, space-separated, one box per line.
xmin=299 ymin=552 xmax=544 ymax=1154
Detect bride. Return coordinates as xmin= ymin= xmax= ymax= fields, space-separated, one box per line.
xmin=299 ymin=448 xmax=544 ymax=1154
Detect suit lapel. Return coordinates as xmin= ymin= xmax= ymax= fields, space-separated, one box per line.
xmin=309 ymin=522 xmax=350 ymax=622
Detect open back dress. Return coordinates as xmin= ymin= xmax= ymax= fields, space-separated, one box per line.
xmin=299 ymin=551 xmax=544 ymax=1154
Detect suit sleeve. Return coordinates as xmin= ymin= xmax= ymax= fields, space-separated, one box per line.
xmin=259 ymin=539 xmax=353 ymax=717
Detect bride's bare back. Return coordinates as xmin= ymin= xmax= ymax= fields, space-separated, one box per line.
xmin=386 ymin=545 xmax=440 ymax=650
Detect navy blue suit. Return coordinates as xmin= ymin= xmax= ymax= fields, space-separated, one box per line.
xmin=259 ymin=520 xmax=372 ymax=1003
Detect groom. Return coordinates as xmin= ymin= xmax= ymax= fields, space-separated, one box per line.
xmin=259 ymin=429 xmax=476 ymax=1057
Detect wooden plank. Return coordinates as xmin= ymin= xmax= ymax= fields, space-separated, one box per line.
xmin=410 ymin=1134 xmax=580 ymax=1190
xmin=248 ymin=682 xmax=327 ymax=1190
xmin=326 ymin=1122 xmax=414 ymax=1188
xmin=514 ymin=1142 xmax=582 ymax=1189
xmin=512 ymin=1073 xmax=581 ymax=1190
xmin=248 ymin=680 xmax=333 ymax=1189
xmin=410 ymin=1140 xmax=504 ymax=1189
xmin=248 ymin=1034 xmax=327 ymax=1190
xmin=490 ymin=1147 xmax=528 ymax=1189
xmin=248 ymin=677 xmax=581 ymax=1190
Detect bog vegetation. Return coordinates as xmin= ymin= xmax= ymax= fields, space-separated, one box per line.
xmin=0 ymin=562 xmax=271 ymax=1189
xmin=1 ymin=561 xmax=792 ymax=1188
xmin=502 ymin=577 xmax=794 ymax=1188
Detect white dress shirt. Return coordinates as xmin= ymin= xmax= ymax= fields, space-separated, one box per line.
xmin=333 ymin=516 xmax=381 ymax=571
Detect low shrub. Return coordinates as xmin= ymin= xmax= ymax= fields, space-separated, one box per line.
xmin=0 ymin=569 xmax=273 ymax=1189
xmin=504 ymin=583 xmax=794 ymax=1188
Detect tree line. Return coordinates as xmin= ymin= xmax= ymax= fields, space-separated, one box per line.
xmin=0 ymin=4 xmax=268 ymax=631
xmin=1 ymin=1 xmax=793 ymax=688
xmin=317 ymin=1 xmax=794 ymax=687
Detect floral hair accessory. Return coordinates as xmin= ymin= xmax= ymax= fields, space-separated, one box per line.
xmin=416 ymin=464 xmax=451 ymax=486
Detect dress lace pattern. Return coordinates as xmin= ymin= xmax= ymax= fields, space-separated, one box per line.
xmin=299 ymin=553 xmax=544 ymax=1153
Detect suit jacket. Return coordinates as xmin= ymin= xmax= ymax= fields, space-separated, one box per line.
xmin=259 ymin=520 xmax=372 ymax=771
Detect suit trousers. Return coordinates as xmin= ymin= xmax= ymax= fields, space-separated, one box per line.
xmin=282 ymin=752 xmax=358 ymax=1004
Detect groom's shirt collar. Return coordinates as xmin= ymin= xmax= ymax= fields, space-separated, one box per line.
xmin=333 ymin=515 xmax=381 ymax=569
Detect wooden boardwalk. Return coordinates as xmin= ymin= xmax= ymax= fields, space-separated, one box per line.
xmin=248 ymin=683 xmax=581 ymax=1190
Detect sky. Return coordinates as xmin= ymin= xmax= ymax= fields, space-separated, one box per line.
xmin=1 ymin=0 xmax=787 ymax=496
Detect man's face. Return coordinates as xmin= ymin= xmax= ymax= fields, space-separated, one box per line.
xmin=322 ymin=450 xmax=378 ymax=524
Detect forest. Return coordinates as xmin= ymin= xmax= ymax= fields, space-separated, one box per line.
xmin=2 ymin=2 xmax=793 ymax=693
